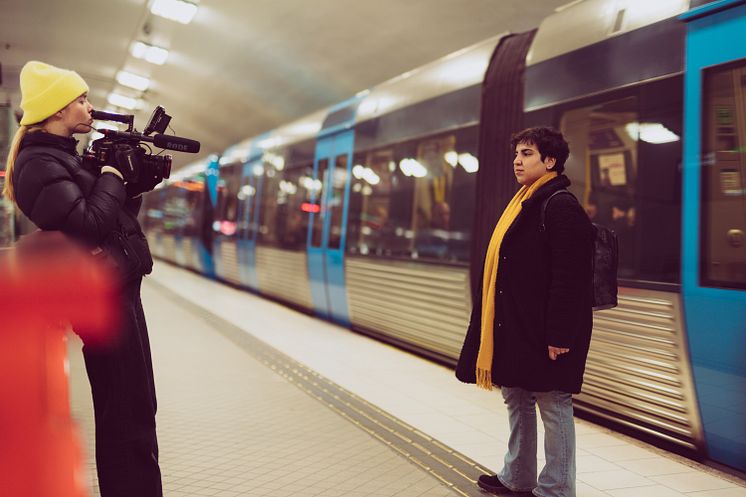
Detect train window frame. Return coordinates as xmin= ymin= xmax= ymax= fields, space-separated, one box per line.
xmin=699 ymin=59 xmax=746 ymax=290
xmin=528 ymin=75 xmax=684 ymax=290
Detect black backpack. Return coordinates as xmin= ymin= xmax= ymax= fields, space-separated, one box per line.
xmin=541 ymin=189 xmax=618 ymax=311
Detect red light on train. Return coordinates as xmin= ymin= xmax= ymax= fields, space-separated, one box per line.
xmin=220 ymin=221 xmax=237 ymax=236
xmin=301 ymin=203 xmax=320 ymax=213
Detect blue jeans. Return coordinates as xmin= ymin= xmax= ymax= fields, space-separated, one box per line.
xmin=497 ymin=387 xmax=576 ymax=497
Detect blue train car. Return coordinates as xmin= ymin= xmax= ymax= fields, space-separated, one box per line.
xmin=142 ymin=155 xmax=218 ymax=277
xmin=680 ymin=0 xmax=746 ymax=474
xmin=142 ymin=0 xmax=746 ymax=473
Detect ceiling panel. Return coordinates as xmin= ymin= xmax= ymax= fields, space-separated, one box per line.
xmin=1 ymin=0 xmax=568 ymax=169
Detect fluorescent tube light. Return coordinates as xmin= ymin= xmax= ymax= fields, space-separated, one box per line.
xmin=150 ymin=0 xmax=198 ymax=24
xmin=131 ymin=42 xmax=169 ymax=65
xmin=116 ymin=71 xmax=151 ymax=91
xmin=107 ymin=93 xmax=140 ymax=110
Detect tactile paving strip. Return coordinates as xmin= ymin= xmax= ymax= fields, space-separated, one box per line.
xmin=150 ymin=279 xmax=492 ymax=497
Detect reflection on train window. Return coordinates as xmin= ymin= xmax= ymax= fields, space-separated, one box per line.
xmin=162 ymin=187 xmax=189 ymax=235
xmin=255 ymin=150 xmax=314 ymax=250
xmin=255 ymin=158 xmax=278 ymax=245
xmin=311 ymin=158 xmax=329 ymax=247
xmin=327 ymin=155 xmax=348 ymax=249
xmin=347 ymin=126 xmax=478 ymax=262
xmin=701 ymin=61 xmax=746 ymax=289
xmin=559 ymin=78 xmax=682 ymax=283
xmin=236 ymin=168 xmax=257 ymax=239
xmin=181 ymin=183 xmax=203 ymax=238
xmin=216 ymin=162 xmax=241 ymax=237
xmin=270 ymin=163 xmax=314 ymax=250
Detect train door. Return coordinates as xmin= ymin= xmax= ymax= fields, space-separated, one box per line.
xmin=236 ymin=158 xmax=263 ymax=290
xmin=307 ymin=129 xmax=354 ymax=324
xmin=681 ymin=1 xmax=746 ymax=472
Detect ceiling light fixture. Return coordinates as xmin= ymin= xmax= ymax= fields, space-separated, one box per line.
xmin=150 ymin=0 xmax=198 ymax=24
xmin=131 ymin=41 xmax=169 ymax=65
xmin=116 ymin=71 xmax=151 ymax=91
xmin=107 ymin=93 xmax=140 ymax=110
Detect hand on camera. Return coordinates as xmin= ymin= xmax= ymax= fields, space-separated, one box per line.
xmin=111 ymin=144 xmax=138 ymax=183
xmin=125 ymin=174 xmax=160 ymax=198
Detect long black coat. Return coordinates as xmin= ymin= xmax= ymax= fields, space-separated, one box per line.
xmin=13 ymin=131 xmax=143 ymax=247
xmin=14 ymin=132 xmax=162 ymax=494
xmin=456 ymin=175 xmax=594 ymax=393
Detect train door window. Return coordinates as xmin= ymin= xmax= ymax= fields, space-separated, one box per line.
xmin=701 ymin=61 xmax=746 ymax=289
xmin=311 ymin=158 xmax=329 ymax=246
xmin=327 ymin=154 xmax=348 ymax=249
xmin=276 ymin=163 xmax=313 ymax=250
xmin=559 ymin=80 xmax=683 ymax=284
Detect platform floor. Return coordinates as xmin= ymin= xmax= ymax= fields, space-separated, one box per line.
xmin=68 ymin=262 xmax=746 ymax=497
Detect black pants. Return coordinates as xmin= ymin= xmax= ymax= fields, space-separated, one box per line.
xmin=81 ymin=279 xmax=162 ymax=497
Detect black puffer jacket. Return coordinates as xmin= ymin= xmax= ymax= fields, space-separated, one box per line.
xmin=13 ymin=131 xmax=143 ymax=249
xmin=456 ymin=175 xmax=594 ymax=393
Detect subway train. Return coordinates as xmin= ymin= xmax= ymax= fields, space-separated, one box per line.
xmin=139 ymin=0 xmax=746 ymax=474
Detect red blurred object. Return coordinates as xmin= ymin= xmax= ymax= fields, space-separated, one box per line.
xmin=219 ymin=220 xmax=236 ymax=236
xmin=0 ymin=232 xmax=118 ymax=497
xmin=301 ymin=202 xmax=320 ymax=214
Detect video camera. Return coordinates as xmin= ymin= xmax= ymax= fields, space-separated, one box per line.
xmin=84 ymin=106 xmax=200 ymax=192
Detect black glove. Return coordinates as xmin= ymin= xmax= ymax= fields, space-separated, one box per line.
xmin=126 ymin=172 xmax=160 ymax=198
xmin=112 ymin=144 xmax=138 ymax=183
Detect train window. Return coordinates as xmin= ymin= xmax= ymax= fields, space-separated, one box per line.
xmin=347 ymin=126 xmax=478 ymax=262
xmin=700 ymin=61 xmax=746 ymax=289
xmin=182 ymin=186 xmax=202 ymax=238
xmin=236 ymin=172 xmax=256 ymax=239
xmin=311 ymin=158 xmax=329 ymax=247
xmin=255 ymin=159 xmax=280 ymax=246
xmin=272 ymin=163 xmax=314 ymax=250
xmin=347 ymin=148 xmax=397 ymax=256
xmin=559 ymin=77 xmax=682 ymax=284
xmin=327 ymin=154 xmax=348 ymax=250
xmin=217 ymin=163 xmax=241 ymax=228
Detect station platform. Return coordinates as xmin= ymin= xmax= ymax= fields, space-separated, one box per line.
xmin=68 ymin=263 xmax=746 ymax=497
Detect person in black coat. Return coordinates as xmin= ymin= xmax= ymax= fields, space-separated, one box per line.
xmin=4 ymin=61 xmax=162 ymax=497
xmin=456 ymin=127 xmax=594 ymax=497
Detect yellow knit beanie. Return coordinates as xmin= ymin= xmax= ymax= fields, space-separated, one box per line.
xmin=19 ymin=61 xmax=89 ymax=125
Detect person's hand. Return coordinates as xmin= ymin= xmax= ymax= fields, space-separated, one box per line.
xmin=111 ymin=144 xmax=138 ymax=182
xmin=126 ymin=175 xmax=160 ymax=198
xmin=548 ymin=346 xmax=569 ymax=361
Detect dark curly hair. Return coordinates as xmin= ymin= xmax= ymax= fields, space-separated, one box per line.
xmin=510 ymin=127 xmax=570 ymax=174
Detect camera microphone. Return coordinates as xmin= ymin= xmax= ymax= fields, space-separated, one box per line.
xmin=96 ymin=129 xmax=200 ymax=153
xmin=152 ymin=134 xmax=201 ymax=153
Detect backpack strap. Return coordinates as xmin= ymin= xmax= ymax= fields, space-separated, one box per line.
xmin=539 ymin=189 xmax=575 ymax=232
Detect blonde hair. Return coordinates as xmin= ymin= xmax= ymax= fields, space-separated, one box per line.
xmin=3 ymin=124 xmax=45 ymax=204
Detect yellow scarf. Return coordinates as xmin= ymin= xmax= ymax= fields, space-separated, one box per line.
xmin=476 ymin=172 xmax=558 ymax=390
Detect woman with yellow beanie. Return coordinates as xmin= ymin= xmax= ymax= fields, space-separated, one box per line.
xmin=4 ymin=61 xmax=163 ymax=497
